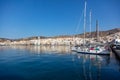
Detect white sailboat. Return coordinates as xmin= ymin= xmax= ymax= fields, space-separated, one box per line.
xmin=76 ymin=1 xmax=110 ymax=55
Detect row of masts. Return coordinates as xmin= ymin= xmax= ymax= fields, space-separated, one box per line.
xmin=84 ymin=1 xmax=99 ymax=45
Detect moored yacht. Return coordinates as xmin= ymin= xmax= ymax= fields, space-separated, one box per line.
xmin=72 ymin=1 xmax=110 ymax=55
xmin=77 ymin=45 xmax=110 ymax=55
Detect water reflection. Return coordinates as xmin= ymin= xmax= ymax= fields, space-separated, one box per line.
xmin=0 ymin=46 xmax=71 ymax=54
xmin=109 ymin=51 xmax=120 ymax=72
xmin=0 ymin=46 xmax=120 ymax=80
xmin=72 ymin=53 xmax=120 ymax=80
xmin=77 ymin=54 xmax=110 ymax=80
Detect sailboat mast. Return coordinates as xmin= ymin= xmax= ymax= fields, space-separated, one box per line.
xmin=90 ymin=10 xmax=92 ymax=39
xmin=96 ymin=20 xmax=99 ymax=41
xmin=83 ymin=1 xmax=87 ymax=46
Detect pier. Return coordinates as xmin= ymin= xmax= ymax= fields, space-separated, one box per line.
xmin=110 ymin=44 xmax=120 ymax=60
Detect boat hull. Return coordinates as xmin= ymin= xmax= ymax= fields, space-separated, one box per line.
xmin=77 ymin=51 xmax=110 ymax=55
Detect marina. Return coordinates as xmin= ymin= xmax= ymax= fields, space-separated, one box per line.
xmin=0 ymin=0 xmax=120 ymax=80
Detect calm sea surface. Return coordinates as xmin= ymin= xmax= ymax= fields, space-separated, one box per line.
xmin=0 ymin=46 xmax=120 ymax=80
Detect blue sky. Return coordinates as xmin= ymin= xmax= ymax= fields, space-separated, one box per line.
xmin=0 ymin=0 xmax=120 ymax=39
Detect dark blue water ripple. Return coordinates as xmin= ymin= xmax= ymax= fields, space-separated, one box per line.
xmin=0 ymin=46 xmax=120 ymax=80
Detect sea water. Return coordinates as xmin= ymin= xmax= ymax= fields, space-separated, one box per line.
xmin=0 ymin=46 xmax=120 ymax=80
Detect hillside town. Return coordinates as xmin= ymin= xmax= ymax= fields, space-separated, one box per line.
xmin=0 ymin=28 xmax=120 ymax=46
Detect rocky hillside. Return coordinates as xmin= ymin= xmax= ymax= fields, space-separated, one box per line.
xmin=0 ymin=38 xmax=11 ymax=42
xmin=75 ymin=28 xmax=120 ymax=38
xmin=0 ymin=28 xmax=120 ymax=41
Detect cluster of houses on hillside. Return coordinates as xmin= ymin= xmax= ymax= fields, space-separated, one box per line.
xmin=0 ymin=32 xmax=120 ymax=46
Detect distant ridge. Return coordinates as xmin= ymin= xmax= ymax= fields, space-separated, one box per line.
xmin=0 ymin=28 xmax=120 ymax=41
xmin=75 ymin=28 xmax=120 ymax=38
xmin=97 ymin=28 xmax=120 ymax=37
